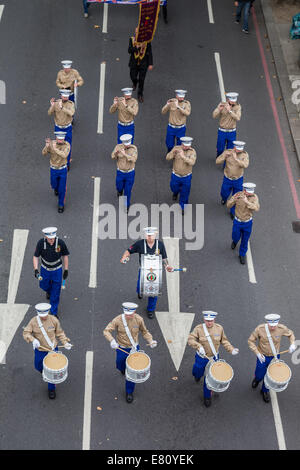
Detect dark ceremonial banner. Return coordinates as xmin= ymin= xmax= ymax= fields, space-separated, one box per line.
xmin=87 ymin=1 xmax=166 ymax=5
xmin=136 ymin=0 xmax=160 ymax=43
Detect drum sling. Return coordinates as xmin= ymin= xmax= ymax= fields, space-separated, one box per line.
xmin=36 ymin=316 xmax=55 ymax=351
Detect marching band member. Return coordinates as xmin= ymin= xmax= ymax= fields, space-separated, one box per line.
xmin=188 ymin=311 xmax=239 ymax=407
xmin=111 ymin=134 xmax=138 ymax=212
xmin=166 ymin=136 xmax=197 ymax=215
xmin=23 ymin=303 xmax=72 ymax=399
xmin=161 ymin=89 xmax=191 ymax=153
xmin=212 ymin=92 xmax=241 ymax=157
xmin=48 ymin=89 xmax=75 ymax=170
xmin=103 ymin=302 xmax=157 ymax=403
xmin=120 ymin=227 xmax=173 ymax=319
xmin=216 ymin=140 xmax=249 ymax=217
xmin=109 ymin=87 xmax=139 ymax=144
xmin=33 ymin=227 xmax=69 ymax=317
xmin=128 ymin=28 xmax=153 ymax=103
xmin=42 ymin=131 xmax=70 ymax=213
xmin=56 ymin=60 xmax=84 ymax=104
xmin=227 ymin=182 xmax=260 ymax=265
xmin=248 ymin=314 xmax=296 ymax=403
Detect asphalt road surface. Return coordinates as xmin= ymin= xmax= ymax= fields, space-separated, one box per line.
xmin=0 ymin=0 xmax=300 ymax=453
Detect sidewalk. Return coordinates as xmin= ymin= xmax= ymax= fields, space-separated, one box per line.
xmin=261 ymin=0 xmax=300 ymax=163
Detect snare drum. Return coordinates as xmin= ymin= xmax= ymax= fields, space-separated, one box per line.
xmin=140 ymin=254 xmax=162 ymax=297
xmin=42 ymin=351 xmax=68 ymax=384
xmin=264 ymin=359 xmax=291 ymax=392
xmin=205 ymin=359 xmax=234 ymax=393
xmin=125 ymin=350 xmax=151 ymax=383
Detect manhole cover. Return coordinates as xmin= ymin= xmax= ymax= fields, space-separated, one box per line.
xmin=292 ymin=221 xmax=300 ymax=233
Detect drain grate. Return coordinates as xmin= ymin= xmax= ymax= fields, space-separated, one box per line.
xmin=292 ymin=221 xmax=300 ymax=233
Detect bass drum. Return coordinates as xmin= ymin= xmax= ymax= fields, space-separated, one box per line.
xmin=139 ymin=254 xmax=162 ymax=297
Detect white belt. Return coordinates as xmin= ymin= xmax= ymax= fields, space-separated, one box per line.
xmin=118 ymin=120 xmax=134 ymax=126
xmin=219 ymin=127 xmax=236 ymax=132
xmin=172 ymin=171 xmax=192 ymax=178
xmin=225 ymin=175 xmax=242 ymax=181
xmin=50 ymin=164 xmax=67 ymax=170
xmin=169 ymin=123 xmax=185 ymax=129
xmin=234 ymin=216 xmax=252 ymax=223
xmin=117 ymin=167 xmax=135 ymax=173
xmin=55 ymin=123 xmax=72 ymax=129
xmin=41 ymin=263 xmax=62 ymax=271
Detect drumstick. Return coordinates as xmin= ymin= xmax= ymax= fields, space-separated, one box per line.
xmin=39 ymin=345 xmax=73 ymax=352
xmin=277 ymin=349 xmax=290 ymax=355
xmin=117 ymin=347 xmax=130 ymax=355
xmin=61 ymin=279 xmax=66 ymax=290
xmin=172 ymin=267 xmax=187 ymax=272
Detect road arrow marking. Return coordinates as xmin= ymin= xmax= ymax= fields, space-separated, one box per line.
xmin=0 ymin=229 xmax=30 ymax=363
xmin=156 ymin=238 xmax=195 ymax=372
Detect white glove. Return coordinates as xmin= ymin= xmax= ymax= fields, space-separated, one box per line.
xmin=289 ymin=343 xmax=296 ymax=353
xmin=149 ymin=340 xmax=157 ymax=349
xmin=64 ymin=342 xmax=72 ymax=350
xmin=257 ymin=353 xmax=265 ymax=363
xmin=32 ymin=339 xmax=40 ymax=350
xmin=110 ymin=339 xmax=119 ymax=350
xmin=231 ymin=348 xmax=239 ymax=355
xmin=197 ymin=346 xmax=206 ymax=357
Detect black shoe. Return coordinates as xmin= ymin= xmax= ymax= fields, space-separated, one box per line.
xmin=221 ymin=199 xmax=226 ymax=205
xmin=117 ymin=190 xmax=123 ymax=197
xmin=231 ymin=241 xmax=237 ymax=250
xmin=48 ymin=389 xmax=56 ymax=399
xmin=172 ymin=193 xmax=178 ymax=201
xmin=120 ymin=370 xmax=125 ymax=375
xmin=252 ymin=378 xmax=259 ymax=389
xmin=126 ymin=393 xmax=134 ymax=403
xmin=58 ymin=206 xmax=64 ymax=213
xmin=261 ymin=390 xmax=270 ymax=403
xmin=242 ymin=28 xmax=249 ymax=34
xmin=147 ymin=310 xmax=155 ymax=319
xmin=132 ymin=83 xmax=137 ymax=91
xmin=239 ymin=255 xmax=246 ymax=265
xmin=138 ymin=95 xmax=144 ymax=103
xmin=182 ymin=210 xmax=185 ymax=216
xmin=137 ymin=293 xmax=143 ymax=299
xmin=127 ymin=206 xmax=130 ymax=214
xmin=54 ymin=189 xmax=58 ymax=196
xmin=46 ymin=292 xmax=51 ymax=300
xmin=204 ymin=397 xmax=212 ymax=408
xmin=235 ymin=19 xmax=240 ymax=24
xmin=230 ymin=213 xmax=234 ymax=220
xmin=67 ymin=164 xmax=70 ymax=172
xmin=194 ymin=376 xmax=200 ymax=383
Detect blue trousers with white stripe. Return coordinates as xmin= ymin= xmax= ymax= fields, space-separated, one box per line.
xmin=221 ymin=175 xmax=243 ymax=215
xmin=192 ymin=354 xmax=219 ymax=399
xmin=232 ymin=218 xmax=253 ymax=256
xmin=166 ymin=124 xmax=186 ymax=152
xmin=34 ymin=348 xmax=58 ymax=391
xmin=117 ymin=122 xmax=135 ymax=144
xmin=254 ymin=355 xmax=280 ymax=393
xmin=170 ymin=173 xmax=192 ymax=210
xmin=216 ymin=129 xmax=236 ymax=156
xmin=39 ymin=266 xmax=62 ymax=316
xmin=116 ymin=345 xmax=140 ymax=394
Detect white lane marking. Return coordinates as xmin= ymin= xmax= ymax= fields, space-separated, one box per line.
xmin=0 ymin=80 xmax=5 ymax=104
xmin=0 ymin=229 xmax=30 ymax=364
xmin=82 ymin=351 xmax=94 ymax=450
xmin=214 ymin=52 xmax=226 ymax=101
xmin=89 ymin=177 xmax=101 ymax=288
xmin=246 ymin=242 xmax=257 ymax=284
xmin=207 ymin=0 xmax=214 ymax=24
xmin=97 ymin=62 xmax=106 ymax=134
xmin=0 ymin=5 xmax=4 ymax=22
xmin=102 ymin=3 xmax=108 ymax=33
xmin=156 ymin=238 xmax=195 ymax=371
xmin=270 ymin=390 xmax=287 ymax=450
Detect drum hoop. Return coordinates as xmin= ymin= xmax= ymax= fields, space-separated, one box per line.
xmin=209 ymin=359 xmax=234 ymax=383
xmin=126 ymin=350 xmax=151 ymax=371
xmin=43 ymin=351 xmax=68 ymax=372
xmin=267 ymin=359 xmax=291 ymax=384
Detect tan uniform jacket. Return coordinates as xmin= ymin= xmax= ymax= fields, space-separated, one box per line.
xmin=48 ymin=100 xmax=75 ymax=127
xmin=248 ymin=323 xmax=295 ymax=356
xmin=227 ymin=192 xmax=260 ymax=221
xmin=212 ymin=102 xmax=241 ymax=129
xmin=161 ymin=99 xmax=191 ymax=126
xmin=111 ymin=144 xmax=138 ymax=172
xmin=103 ymin=313 xmax=153 ymax=348
xmin=42 ymin=141 xmax=71 ymax=168
xmin=23 ymin=315 xmax=70 ymax=351
xmin=56 ymin=69 xmax=84 ymax=92
xmin=166 ymin=146 xmax=196 ymax=176
xmin=188 ymin=323 xmax=234 ymax=357
xmin=216 ymin=149 xmax=249 ymax=179
xmin=109 ymin=97 xmax=139 ymax=123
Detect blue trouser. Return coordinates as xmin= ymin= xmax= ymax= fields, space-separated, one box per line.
xmin=166 ymin=124 xmax=186 ymax=152
xmin=34 ymin=348 xmax=58 ymax=391
xmin=39 ymin=266 xmax=62 ymax=316
xmin=50 ymin=167 xmax=67 ymax=207
xmin=116 ymin=169 xmax=135 ymax=207
xmin=236 ymin=1 xmax=251 ymax=30
xmin=55 ymin=124 xmax=72 ymax=167
xmin=216 ymin=129 xmax=236 ymax=156
xmin=137 ymin=269 xmax=158 ymax=312
xmin=118 ymin=122 xmax=135 ymax=144
xmin=192 ymin=354 xmax=219 ymax=399
xmin=116 ymin=345 xmax=140 ymax=394
xmin=254 ymin=355 xmax=280 ymax=393
xmin=170 ymin=172 xmax=192 ymax=210
xmin=221 ymin=175 xmax=243 ymax=215
xmin=232 ymin=218 xmax=253 ymax=256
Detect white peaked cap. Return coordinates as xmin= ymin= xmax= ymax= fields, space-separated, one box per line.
xmin=59 ymin=89 xmax=71 ymax=96
xmin=175 ymin=89 xmax=187 ymax=97
xmin=42 ymin=227 xmax=57 ymax=238
xmin=54 ymin=131 xmax=66 ymax=140
xmin=203 ymin=311 xmax=218 ymax=320
xmin=265 ymin=313 xmax=281 ymax=326
xmin=143 ymin=227 xmax=158 ymax=236
xmin=35 ymin=303 xmax=51 ymax=317
xmin=61 ymin=60 xmax=72 ymax=68
xmin=119 ymin=134 xmax=133 ymax=145
xmin=121 ymin=87 xmax=133 ymax=95
xmin=181 ymin=136 xmax=193 ymax=146
xmin=226 ymin=92 xmax=239 ymax=102
xmin=122 ymin=302 xmax=138 ymax=315
xmin=243 ymin=182 xmax=256 ymax=193
xmin=233 ymin=141 xmax=246 ymax=150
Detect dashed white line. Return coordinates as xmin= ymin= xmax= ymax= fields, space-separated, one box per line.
xmin=270 ymin=390 xmax=287 ymax=450
xmin=97 ymin=62 xmax=106 ymax=134
xmin=0 ymin=5 xmax=4 ymax=22
xmin=246 ymin=242 xmax=257 ymax=284
xmin=207 ymin=0 xmax=214 ymax=24
xmin=214 ymin=52 xmax=226 ymax=101
xmin=89 ymin=177 xmax=101 ymax=288
xmin=82 ymin=351 xmax=94 ymax=450
xmin=102 ymin=3 xmax=108 ymax=33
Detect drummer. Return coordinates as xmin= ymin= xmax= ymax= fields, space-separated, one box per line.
xmin=248 ymin=314 xmax=296 ymax=403
xmin=120 ymin=227 xmax=173 ymax=318
xmin=103 ymin=302 xmax=157 ymax=403
xmin=23 ymin=303 xmax=72 ymax=399
xmin=188 ymin=311 xmax=239 ymax=407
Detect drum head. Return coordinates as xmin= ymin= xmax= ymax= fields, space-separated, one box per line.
xmin=127 ymin=352 xmax=150 ymax=371
xmin=268 ymin=361 xmax=291 ymax=383
xmin=44 ymin=352 xmax=67 ymax=370
xmin=211 ymin=361 xmax=233 ymax=382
